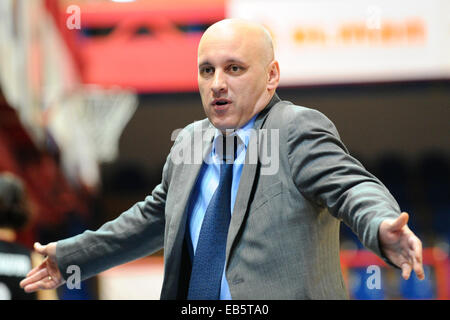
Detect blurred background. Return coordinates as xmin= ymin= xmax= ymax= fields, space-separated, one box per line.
xmin=0 ymin=0 xmax=448 ymax=300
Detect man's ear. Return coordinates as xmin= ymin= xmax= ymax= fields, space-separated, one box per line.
xmin=267 ymin=60 xmax=280 ymax=91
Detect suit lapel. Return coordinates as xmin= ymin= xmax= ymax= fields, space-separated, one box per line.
xmin=165 ymin=120 xmax=215 ymax=260
xmin=225 ymin=93 xmax=281 ymax=262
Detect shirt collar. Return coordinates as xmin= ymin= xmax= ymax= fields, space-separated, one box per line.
xmin=213 ymin=114 xmax=258 ymax=149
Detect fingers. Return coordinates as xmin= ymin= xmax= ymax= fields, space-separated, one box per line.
xmin=20 ymin=267 xmax=60 ymax=293
xmin=381 ymin=212 xmax=426 ymax=281
xmin=389 ymin=212 xmax=409 ymax=232
xmin=401 ymin=262 xmax=412 ymax=280
xmin=20 ymin=268 xmax=51 ymax=292
xmin=400 ymin=235 xmax=425 ymax=281
xmin=401 ymin=260 xmax=425 ymax=281
xmin=34 ymin=242 xmax=47 ymax=256
xmin=410 ymin=237 xmax=425 ymax=280
xmin=24 ymin=260 xmax=46 ymax=278
xmin=23 ymin=276 xmax=56 ymax=293
xmin=25 ymin=243 xmax=51 ymax=278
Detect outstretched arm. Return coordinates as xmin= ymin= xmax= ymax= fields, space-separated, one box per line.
xmin=285 ymin=106 xmax=425 ymax=273
xmin=20 ymin=139 xmax=177 ymax=293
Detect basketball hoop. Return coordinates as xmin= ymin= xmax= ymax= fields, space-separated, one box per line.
xmin=46 ymin=85 xmax=138 ymax=190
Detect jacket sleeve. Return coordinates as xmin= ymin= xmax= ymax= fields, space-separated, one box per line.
xmin=286 ymin=106 xmax=400 ymax=265
xmin=55 ymin=154 xmax=171 ymax=282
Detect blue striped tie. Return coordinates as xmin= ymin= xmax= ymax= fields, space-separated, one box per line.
xmin=187 ymin=135 xmax=236 ymax=300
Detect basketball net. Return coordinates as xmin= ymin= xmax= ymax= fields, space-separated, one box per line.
xmin=46 ymin=85 xmax=138 ymax=191
xmin=0 ymin=0 xmax=138 ymax=191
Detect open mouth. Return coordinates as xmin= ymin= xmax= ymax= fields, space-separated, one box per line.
xmin=212 ymin=99 xmax=231 ymax=108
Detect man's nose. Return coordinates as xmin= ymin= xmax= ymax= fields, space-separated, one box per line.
xmin=211 ymin=70 xmax=227 ymax=95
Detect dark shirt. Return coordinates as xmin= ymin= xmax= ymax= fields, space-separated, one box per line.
xmin=0 ymin=240 xmax=37 ymax=300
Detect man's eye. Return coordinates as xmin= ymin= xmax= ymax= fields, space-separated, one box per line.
xmin=228 ymin=65 xmax=245 ymax=74
xmin=200 ymin=67 xmax=214 ymax=75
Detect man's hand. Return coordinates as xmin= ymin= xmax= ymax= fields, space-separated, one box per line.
xmin=379 ymin=212 xmax=425 ymax=280
xmin=20 ymin=242 xmax=65 ymax=292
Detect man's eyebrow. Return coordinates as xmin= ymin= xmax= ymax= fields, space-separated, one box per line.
xmin=198 ymin=59 xmax=247 ymax=68
xmin=224 ymin=58 xmax=246 ymax=65
xmin=198 ymin=61 xmax=212 ymax=68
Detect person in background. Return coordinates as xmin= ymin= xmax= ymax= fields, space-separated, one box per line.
xmin=0 ymin=172 xmax=57 ymax=300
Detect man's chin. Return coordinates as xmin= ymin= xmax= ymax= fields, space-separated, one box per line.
xmin=210 ymin=119 xmax=238 ymax=133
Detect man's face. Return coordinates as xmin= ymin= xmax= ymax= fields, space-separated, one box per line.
xmin=197 ymin=29 xmax=271 ymax=132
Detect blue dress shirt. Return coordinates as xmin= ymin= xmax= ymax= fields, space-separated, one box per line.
xmin=186 ymin=114 xmax=257 ymax=300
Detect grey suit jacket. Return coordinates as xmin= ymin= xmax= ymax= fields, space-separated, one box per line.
xmin=56 ymin=93 xmax=401 ymax=299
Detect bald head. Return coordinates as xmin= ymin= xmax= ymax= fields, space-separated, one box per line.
xmin=197 ymin=18 xmax=280 ymax=132
xmin=199 ymin=19 xmax=275 ymax=67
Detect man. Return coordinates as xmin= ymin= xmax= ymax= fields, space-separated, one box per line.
xmin=20 ymin=19 xmax=424 ymax=299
